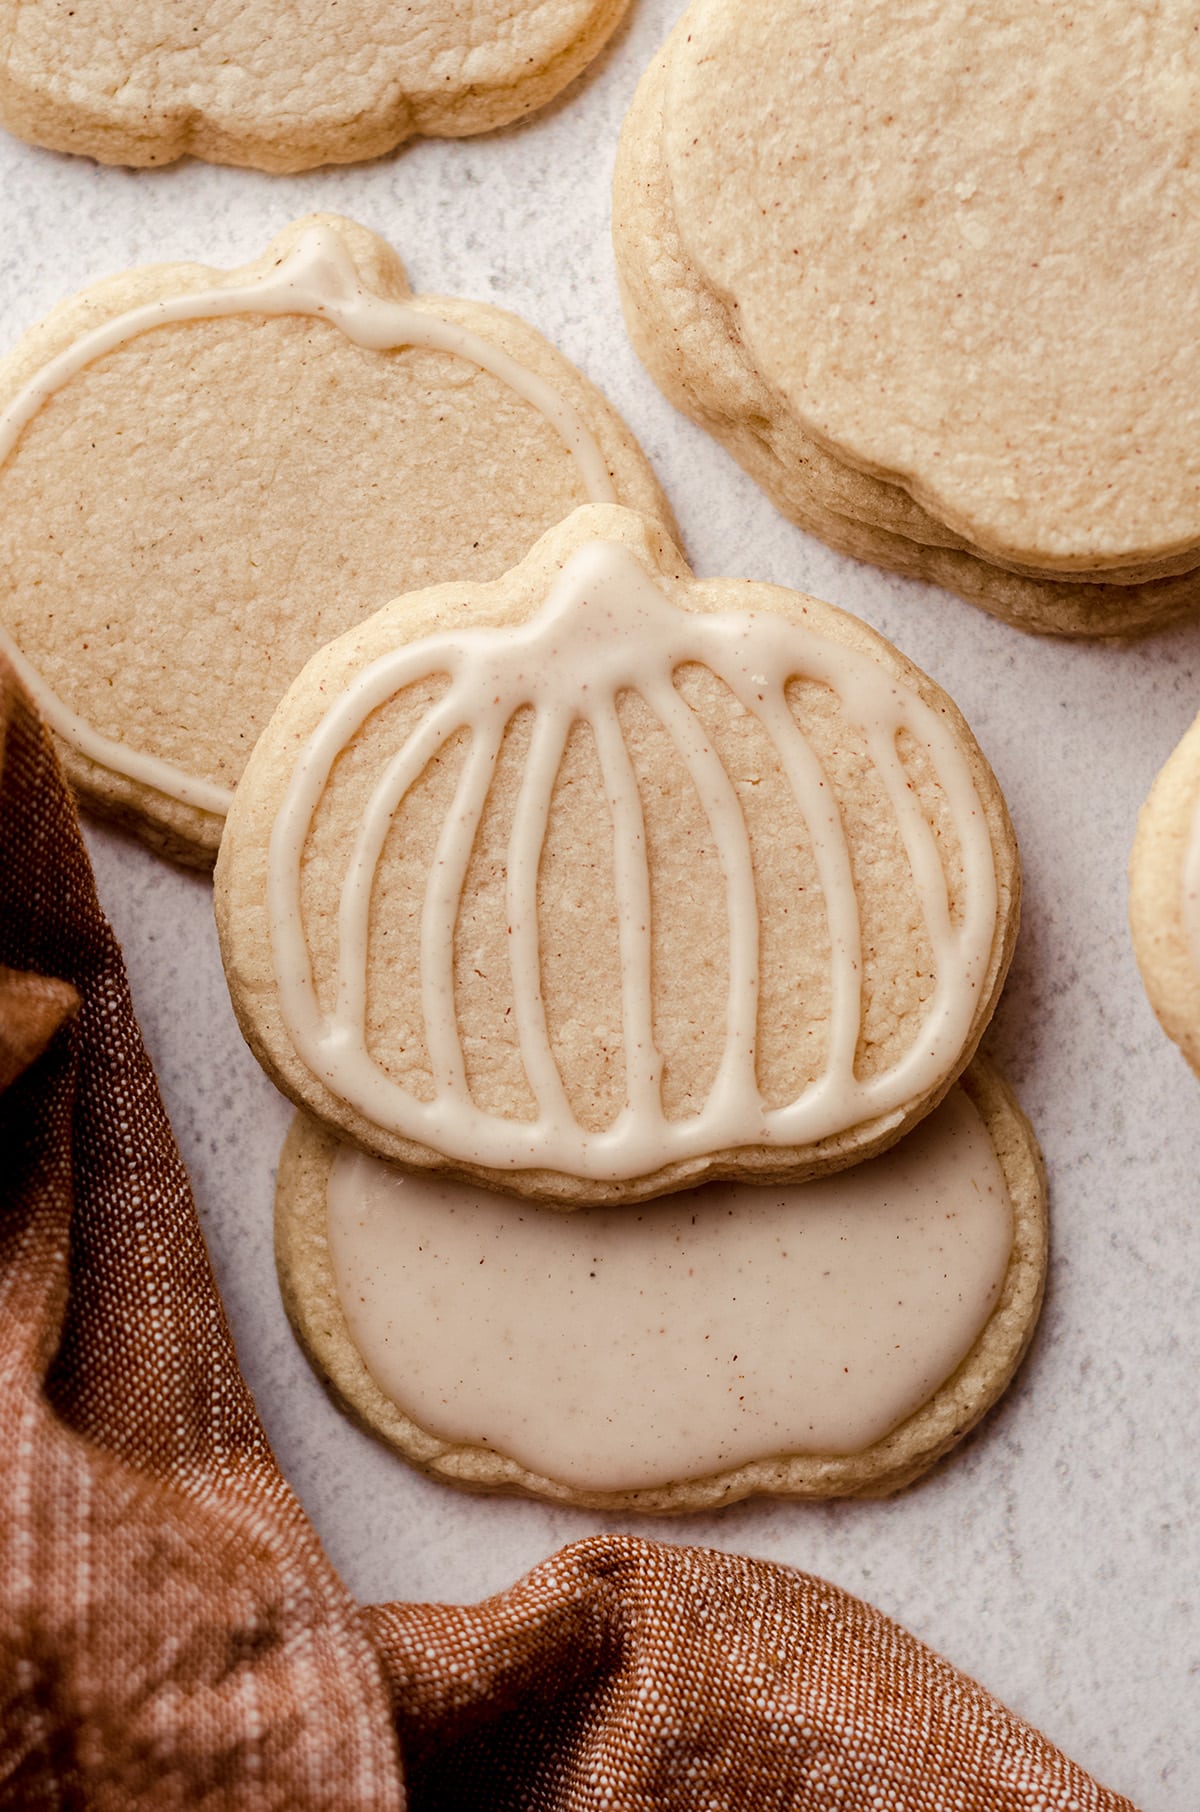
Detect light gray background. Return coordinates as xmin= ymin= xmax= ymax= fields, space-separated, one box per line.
xmin=2 ymin=3 xmax=1196 ymax=1804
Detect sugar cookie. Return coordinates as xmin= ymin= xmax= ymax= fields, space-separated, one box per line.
xmin=1130 ymin=712 xmax=1200 ymax=1075
xmin=0 ymin=0 xmax=630 ymax=170
xmin=215 ymin=503 xmax=1020 ymax=1203
xmin=275 ymin=1057 xmax=1046 ymax=1507
xmin=0 ymin=216 xmax=668 ymax=864
xmin=613 ymin=1 xmax=1200 ymax=635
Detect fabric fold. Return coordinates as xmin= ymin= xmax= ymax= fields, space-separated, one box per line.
xmin=371 ymin=1534 xmax=1137 ymax=1811
xmin=0 ymin=661 xmax=404 ymax=1811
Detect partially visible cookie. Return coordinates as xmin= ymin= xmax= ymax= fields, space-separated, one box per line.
xmin=613 ymin=1 xmax=1200 ymax=636
xmin=275 ymin=1057 xmax=1047 ymax=1508
xmin=0 ymin=215 xmax=669 ymax=865
xmin=0 ymin=0 xmax=631 ymax=170
xmin=1130 ymin=712 xmax=1200 ymax=1075
xmin=215 ymin=502 xmax=1020 ymax=1204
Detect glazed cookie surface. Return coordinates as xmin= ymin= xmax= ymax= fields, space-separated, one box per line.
xmin=0 ymin=0 xmax=631 ymax=170
xmin=613 ymin=0 xmax=1200 ymax=635
xmin=215 ymin=503 xmax=1020 ymax=1204
xmin=275 ymin=1057 xmax=1047 ymax=1509
xmin=1130 ymin=712 xmax=1200 ymax=1076
xmin=0 ymin=215 xmax=668 ymax=865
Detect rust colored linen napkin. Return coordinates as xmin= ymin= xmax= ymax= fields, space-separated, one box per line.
xmin=0 ymin=659 xmax=1138 ymax=1810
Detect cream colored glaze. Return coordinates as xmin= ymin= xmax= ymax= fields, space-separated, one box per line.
xmin=326 ymin=1083 xmax=1013 ymax=1489
xmin=1184 ymin=799 xmax=1200 ymax=975
xmin=0 ymin=223 xmax=615 ymax=811
xmin=270 ymin=539 xmax=998 ymax=1179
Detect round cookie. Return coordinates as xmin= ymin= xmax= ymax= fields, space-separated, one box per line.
xmin=0 ymin=0 xmax=631 ymax=171
xmin=0 ymin=215 xmax=670 ymax=865
xmin=613 ymin=2 xmax=1200 ymax=636
xmin=275 ymin=1057 xmax=1047 ymax=1509
xmin=215 ymin=503 xmax=1020 ymax=1204
xmin=1130 ymin=712 xmax=1200 ymax=1075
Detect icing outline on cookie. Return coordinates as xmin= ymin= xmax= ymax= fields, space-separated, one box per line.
xmin=0 ymin=224 xmax=616 ymax=813
xmin=268 ymin=539 xmax=998 ymax=1179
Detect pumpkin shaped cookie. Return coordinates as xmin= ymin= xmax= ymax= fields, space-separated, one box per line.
xmin=613 ymin=0 xmax=1200 ymax=635
xmin=0 ymin=216 xmax=668 ymax=865
xmin=0 ymin=0 xmax=631 ymax=170
xmin=1130 ymin=711 xmax=1200 ymax=1076
xmin=215 ymin=504 xmax=1020 ymax=1204
xmin=275 ymin=1057 xmax=1046 ymax=1507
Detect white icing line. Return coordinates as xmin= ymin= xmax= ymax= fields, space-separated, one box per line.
xmin=334 ymin=691 xmax=463 ymax=1056
xmin=505 ymin=705 xmax=575 ymax=1120
xmin=642 ymin=672 xmax=763 ymax=1127
xmin=740 ymin=681 xmax=863 ymax=1091
xmin=420 ymin=715 xmax=503 ymax=1103
xmin=867 ymin=724 xmax=954 ymax=956
xmin=590 ymin=701 xmax=663 ymax=1118
xmin=0 ymin=632 xmax=235 ymax=816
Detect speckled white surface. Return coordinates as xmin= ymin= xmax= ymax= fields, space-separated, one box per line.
xmin=2 ymin=5 xmax=1197 ymax=1804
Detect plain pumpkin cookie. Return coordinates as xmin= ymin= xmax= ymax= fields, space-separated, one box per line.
xmin=215 ymin=503 xmax=1020 ymax=1204
xmin=0 ymin=215 xmax=669 ymax=865
xmin=613 ymin=0 xmax=1200 ymax=636
xmin=274 ymin=1057 xmax=1046 ymax=1508
xmin=0 ymin=0 xmax=631 ymax=170
xmin=1130 ymin=712 xmax=1200 ymax=1076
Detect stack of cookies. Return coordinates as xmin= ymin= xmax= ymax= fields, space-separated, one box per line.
xmin=613 ymin=0 xmax=1200 ymax=636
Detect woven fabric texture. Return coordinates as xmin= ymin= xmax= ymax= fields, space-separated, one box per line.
xmin=0 ymin=660 xmax=1139 ymax=1810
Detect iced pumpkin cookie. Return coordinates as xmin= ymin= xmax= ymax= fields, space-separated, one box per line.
xmin=0 ymin=0 xmax=630 ymax=170
xmin=0 ymin=216 xmax=667 ymax=865
xmin=215 ymin=503 xmax=1020 ymax=1204
xmin=613 ymin=0 xmax=1200 ymax=636
xmin=275 ymin=1058 xmax=1046 ymax=1508
xmin=1130 ymin=712 xmax=1200 ymax=1076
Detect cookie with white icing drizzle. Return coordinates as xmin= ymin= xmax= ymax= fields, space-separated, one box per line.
xmin=215 ymin=503 xmax=1020 ymax=1204
xmin=1130 ymin=712 xmax=1200 ymax=1076
xmin=274 ymin=1057 xmax=1046 ymax=1507
xmin=0 ymin=215 xmax=669 ymax=865
xmin=0 ymin=0 xmax=631 ymax=171
xmin=613 ymin=0 xmax=1200 ymax=636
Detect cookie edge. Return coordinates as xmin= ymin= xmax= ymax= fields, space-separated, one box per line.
xmin=1129 ymin=711 xmax=1200 ymax=1076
